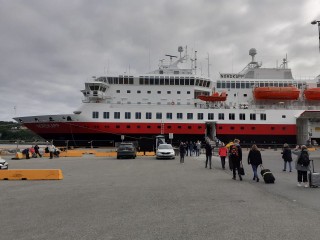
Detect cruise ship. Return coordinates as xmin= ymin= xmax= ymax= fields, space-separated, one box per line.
xmin=14 ymin=47 xmax=320 ymax=150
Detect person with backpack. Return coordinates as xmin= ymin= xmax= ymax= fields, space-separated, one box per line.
xmin=229 ymin=139 xmax=243 ymax=180
xmin=292 ymin=145 xmax=310 ymax=187
xmin=247 ymin=144 xmax=263 ymax=182
xmin=281 ymin=143 xmax=292 ymax=172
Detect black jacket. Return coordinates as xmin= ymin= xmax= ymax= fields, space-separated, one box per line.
xmin=248 ymin=149 xmax=262 ymax=166
xmin=282 ymin=148 xmax=292 ymax=162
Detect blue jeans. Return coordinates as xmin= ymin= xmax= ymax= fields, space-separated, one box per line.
xmin=251 ymin=165 xmax=259 ymax=179
xmin=283 ymin=161 xmax=292 ymax=171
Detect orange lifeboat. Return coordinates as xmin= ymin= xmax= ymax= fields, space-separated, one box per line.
xmin=253 ymin=87 xmax=300 ymax=100
xmin=304 ymin=88 xmax=320 ymax=100
xmin=197 ymin=92 xmax=227 ymax=102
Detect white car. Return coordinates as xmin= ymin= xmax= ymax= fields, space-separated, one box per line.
xmin=0 ymin=158 xmax=9 ymax=170
xmin=156 ymin=144 xmax=175 ymax=159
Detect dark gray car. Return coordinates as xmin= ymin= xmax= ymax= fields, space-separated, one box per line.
xmin=117 ymin=143 xmax=137 ymax=159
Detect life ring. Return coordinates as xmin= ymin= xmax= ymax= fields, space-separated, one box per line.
xmin=171 ymin=101 xmax=175 ymax=105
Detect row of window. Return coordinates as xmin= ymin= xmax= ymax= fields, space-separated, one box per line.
xmin=116 ymin=90 xmax=191 ymax=95
xmin=96 ymin=76 xmax=211 ymax=87
xmin=93 ymin=111 xmax=269 ymax=121
xmin=87 ymin=124 xmax=287 ymax=131
xmin=216 ymin=80 xmax=305 ymax=89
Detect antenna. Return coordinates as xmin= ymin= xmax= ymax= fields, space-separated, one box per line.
xmin=206 ymin=53 xmax=211 ymax=78
xmin=165 ymin=54 xmax=177 ymax=64
xmin=194 ymin=51 xmax=197 ymax=75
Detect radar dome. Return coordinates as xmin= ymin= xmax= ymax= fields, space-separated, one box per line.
xmin=249 ymin=48 xmax=257 ymax=57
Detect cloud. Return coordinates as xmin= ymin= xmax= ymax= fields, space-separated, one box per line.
xmin=0 ymin=0 xmax=320 ymax=121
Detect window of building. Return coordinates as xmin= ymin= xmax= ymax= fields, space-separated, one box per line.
xmin=208 ymin=113 xmax=214 ymax=120
xmin=250 ymin=113 xmax=256 ymax=120
xmin=114 ymin=112 xmax=120 ymax=119
xmin=177 ymin=91 xmax=181 ymax=94
xmin=156 ymin=112 xmax=162 ymax=119
xmin=157 ymin=91 xmax=161 ymax=94
xmin=187 ymin=113 xmax=193 ymax=120
xmin=218 ymin=113 xmax=224 ymax=120
xmin=197 ymin=113 xmax=203 ymax=120
xmin=167 ymin=91 xmax=171 ymax=94
xmin=187 ymin=91 xmax=190 ymax=94
xmin=103 ymin=112 xmax=109 ymax=119
xmin=166 ymin=113 xmax=172 ymax=119
xmin=229 ymin=113 xmax=235 ymax=120
xmin=282 ymin=115 xmax=286 ymax=118
xmin=147 ymin=91 xmax=151 ymax=94
xmin=92 ymin=111 xmax=99 ymax=119
xmin=260 ymin=113 xmax=267 ymax=120
xmin=146 ymin=112 xmax=152 ymax=119
xmin=137 ymin=90 xmax=141 ymax=93
xmin=125 ymin=112 xmax=131 ymax=119
xmin=177 ymin=113 xmax=183 ymax=119
xmin=127 ymin=90 xmax=131 ymax=93
xmin=239 ymin=113 xmax=245 ymax=120
xmin=116 ymin=90 xmax=120 ymax=93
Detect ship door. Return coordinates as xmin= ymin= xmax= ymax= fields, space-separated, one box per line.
xmin=205 ymin=121 xmax=216 ymax=141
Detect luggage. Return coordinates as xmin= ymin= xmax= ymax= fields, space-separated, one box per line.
xmin=238 ymin=163 xmax=245 ymax=176
xmin=309 ymin=160 xmax=320 ymax=188
xmin=260 ymin=166 xmax=275 ymax=184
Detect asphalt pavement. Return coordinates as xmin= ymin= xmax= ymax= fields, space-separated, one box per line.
xmin=0 ymin=149 xmax=320 ymax=240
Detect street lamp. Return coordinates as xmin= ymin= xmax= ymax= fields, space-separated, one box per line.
xmin=311 ymin=20 xmax=320 ymax=52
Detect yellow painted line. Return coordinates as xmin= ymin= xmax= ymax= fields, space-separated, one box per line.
xmin=95 ymin=152 xmax=117 ymax=157
xmin=0 ymin=169 xmax=63 ymax=180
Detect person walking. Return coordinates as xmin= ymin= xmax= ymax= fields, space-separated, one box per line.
xmin=34 ymin=144 xmax=42 ymax=158
xmin=179 ymin=142 xmax=186 ymax=164
xmin=229 ymin=139 xmax=243 ymax=180
xmin=281 ymin=143 xmax=292 ymax=172
xmin=218 ymin=142 xmax=228 ymax=169
xmin=48 ymin=144 xmax=55 ymax=159
xmin=247 ymin=144 xmax=263 ymax=182
xmin=292 ymin=145 xmax=310 ymax=187
xmin=196 ymin=141 xmax=201 ymax=156
xmin=205 ymin=142 xmax=213 ymax=169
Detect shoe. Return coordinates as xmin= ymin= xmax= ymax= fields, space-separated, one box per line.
xmin=256 ymin=178 xmax=259 ymax=182
xmin=205 ymin=166 xmax=207 ymax=168
xmin=253 ymin=177 xmax=256 ymax=180
xmin=297 ymin=182 xmax=302 ymax=187
xmin=239 ymin=175 xmax=243 ymax=181
xmin=304 ymin=183 xmax=309 ymax=188
xmin=289 ymin=170 xmax=292 ymax=172
xmin=210 ymin=167 xmax=212 ymax=169
xmin=282 ymin=169 xmax=286 ymax=172
xmin=232 ymin=176 xmax=236 ymax=180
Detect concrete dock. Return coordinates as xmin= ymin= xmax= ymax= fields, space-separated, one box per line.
xmin=0 ymin=149 xmax=320 ymax=240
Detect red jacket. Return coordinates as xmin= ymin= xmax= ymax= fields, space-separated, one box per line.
xmin=219 ymin=147 xmax=228 ymax=157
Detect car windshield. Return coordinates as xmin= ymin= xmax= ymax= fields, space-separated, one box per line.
xmin=158 ymin=144 xmax=173 ymax=149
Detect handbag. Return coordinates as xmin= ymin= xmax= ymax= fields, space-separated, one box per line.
xmin=239 ymin=163 xmax=245 ymax=175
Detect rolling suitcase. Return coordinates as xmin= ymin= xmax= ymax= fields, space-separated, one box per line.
xmin=309 ymin=160 xmax=320 ymax=188
xmin=260 ymin=166 xmax=275 ymax=184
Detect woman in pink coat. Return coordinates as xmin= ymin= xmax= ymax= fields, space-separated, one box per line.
xmin=218 ymin=143 xmax=228 ymax=169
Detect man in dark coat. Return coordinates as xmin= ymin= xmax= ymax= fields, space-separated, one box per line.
xmin=205 ymin=142 xmax=213 ymax=169
xmin=229 ymin=139 xmax=243 ymax=180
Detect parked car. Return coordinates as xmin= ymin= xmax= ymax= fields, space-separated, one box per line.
xmin=156 ymin=144 xmax=175 ymax=159
xmin=117 ymin=142 xmax=137 ymax=159
xmin=0 ymin=158 xmax=9 ymax=170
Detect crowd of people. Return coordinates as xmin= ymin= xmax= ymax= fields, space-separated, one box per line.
xmin=178 ymin=138 xmax=312 ymax=187
xmin=22 ymin=143 xmax=60 ymax=159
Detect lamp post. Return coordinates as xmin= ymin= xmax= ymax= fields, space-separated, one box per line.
xmin=311 ymin=20 xmax=320 ymax=52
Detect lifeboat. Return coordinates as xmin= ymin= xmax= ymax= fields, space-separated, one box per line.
xmin=197 ymin=92 xmax=227 ymax=102
xmin=304 ymin=88 xmax=320 ymax=100
xmin=253 ymin=87 xmax=300 ymax=100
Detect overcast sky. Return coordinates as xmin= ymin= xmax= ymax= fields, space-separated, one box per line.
xmin=0 ymin=0 xmax=320 ymax=121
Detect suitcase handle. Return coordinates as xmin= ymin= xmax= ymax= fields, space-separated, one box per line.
xmin=310 ymin=159 xmax=315 ymax=173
